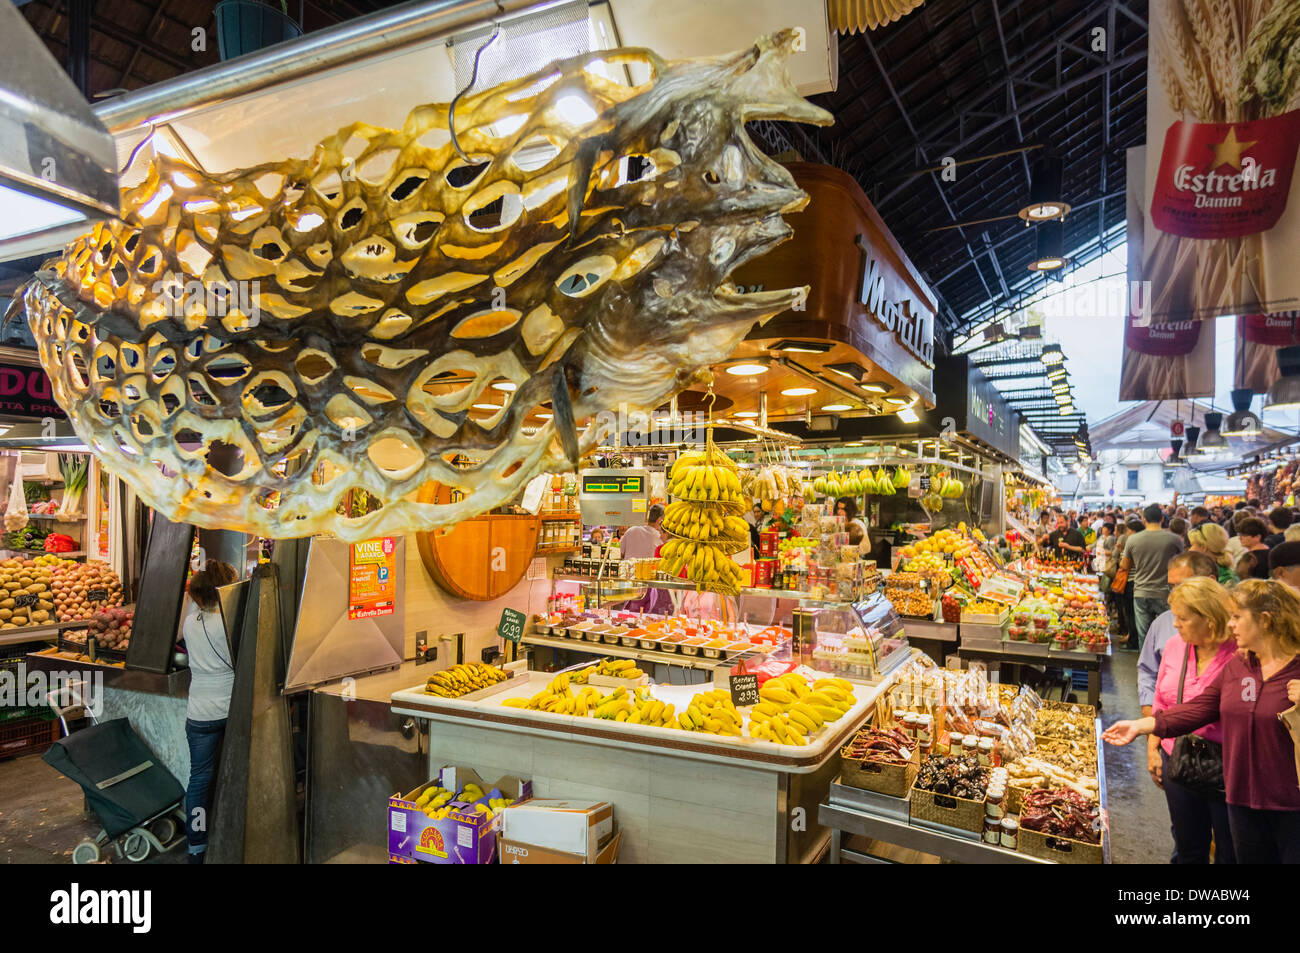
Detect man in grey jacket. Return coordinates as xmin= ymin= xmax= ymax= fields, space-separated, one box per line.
xmin=1120 ymin=503 xmax=1185 ymax=649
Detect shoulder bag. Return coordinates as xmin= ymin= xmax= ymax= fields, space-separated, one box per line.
xmin=1166 ymin=643 xmax=1225 ymax=799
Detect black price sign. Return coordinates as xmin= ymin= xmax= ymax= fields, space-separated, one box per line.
xmin=918 ymin=474 xmax=931 ymax=491
xmin=729 ymin=673 xmax=760 ymax=707
xmin=497 ymin=607 xmax=526 ymax=643
xmin=13 ymin=592 xmax=38 ymax=608
xmin=86 ymin=588 xmax=109 ymax=603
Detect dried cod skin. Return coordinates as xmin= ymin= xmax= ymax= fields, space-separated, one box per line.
xmin=16 ymin=30 xmax=830 ymax=541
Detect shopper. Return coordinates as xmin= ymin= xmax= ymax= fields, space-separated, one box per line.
xmin=1266 ymin=507 xmax=1293 ymax=548
xmin=835 ymin=497 xmax=870 ymax=555
xmin=1120 ymin=504 xmax=1185 ymax=650
xmin=1188 ymin=522 xmax=1237 ymax=585
xmin=1269 ymin=541 xmax=1300 ymax=592
xmin=1236 ymin=517 xmax=1272 ymax=580
xmin=1104 ymin=579 xmax=1300 ymax=863
xmin=1053 ymin=514 xmax=1087 ymax=566
xmin=181 ymin=560 xmax=239 ymax=864
xmin=1094 ymin=522 xmax=1116 ymax=580
xmin=618 ymin=504 xmax=665 ymax=558
xmin=1190 ymin=506 xmax=1212 ymax=530
xmin=1138 ymin=550 xmax=1220 ymax=722
xmin=588 ymin=527 xmax=606 ymax=547
xmin=1149 ymin=577 xmax=1238 ymax=864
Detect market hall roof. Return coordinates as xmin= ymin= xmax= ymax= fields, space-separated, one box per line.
xmin=1088 ymin=400 xmax=1290 ymax=452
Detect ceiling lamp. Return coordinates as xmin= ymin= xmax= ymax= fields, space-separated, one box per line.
xmin=1040 ymin=343 xmax=1065 ymax=365
xmin=1184 ymin=425 xmax=1200 ymax=456
xmin=1046 ymin=364 xmax=1068 ymax=380
xmin=883 ymin=396 xmax=911 ymax=405
xmin=1265 ymin=346 xmax=1300 ymax=409
xmin=1059 ymin=403 xmax=1075 ymax=415
xmin=1027 ymin=220 xmax=1069 ymax=272
xmin=821 ymin=403 xmax=853 ymax=412
xmin=770 ymin=340 xmax=832 ymax=354
xmin=781 ymin=387 xmax=817 ymax=397
xmin=897 ymin=406 xmax=920 ymax=424
xmin=1017 ymin=155 xmax=1071 ymax=223
xmin=1222 ymin=388 xmax=1261 ymax=436
xmin=725 ymin=363 xmax=768 ymax=376
xmin=859 ymin=382 xmax=889 ymax=393
xmin=1199 ymin=412 xmax=1228 ymax=452
xmin=0 ymin=2 xmax=121 ymax=258
xmin=828 ymin=0 xmax=926 ymax=32
xmin=826 ymin=361 xmax=868 ymax=381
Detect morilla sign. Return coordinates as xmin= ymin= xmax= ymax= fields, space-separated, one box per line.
xmin=0 ymin=362 xmax=63 ymax=419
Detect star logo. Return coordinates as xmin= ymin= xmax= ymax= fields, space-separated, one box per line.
xmin=1207 ymin=126 xmax=1257 ymax=170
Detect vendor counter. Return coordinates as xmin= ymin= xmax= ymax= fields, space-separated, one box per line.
xmin=390 ymin=665 xmax=901 ymax=864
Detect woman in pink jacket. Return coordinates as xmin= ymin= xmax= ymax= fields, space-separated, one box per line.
xmin=1149 ymin=578 xmax=1237 ymax=864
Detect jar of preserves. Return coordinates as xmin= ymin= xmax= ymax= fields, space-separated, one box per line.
xmin=999 ymin=817 xmax=1018 ymax=850
xmin=916 ymin=714 xmax=933 ymax=747
xmin=903 ymin=713 xmax=920 ymax=739
xmin=962 ymin=735 xmax=979 ymax=758
xmin=983 ymin=816 xmax=1001 ymax=845
xmin=977 ymin=737 xmax=995 ymax=767
xmin=985 ymin=785 xmax=1005 ymax=820
xmin=948 ymin=732 xmax=964 ymax=756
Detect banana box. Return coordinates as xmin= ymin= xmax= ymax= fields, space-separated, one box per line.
xmin=388 ymin=766 xmax=532 ymax=864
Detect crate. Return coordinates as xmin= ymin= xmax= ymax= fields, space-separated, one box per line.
xmin=1018 ymin=826 xmax=1103 ymax=864
xmin=0 ymin=713 xmax=59 ymax=758
xmin=839 ymin=744 xmax=920 ymax=798
xmin=908 ymin=779 xmax=986 ymax=834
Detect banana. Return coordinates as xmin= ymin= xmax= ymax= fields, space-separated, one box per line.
xmin=810 ymin=703 xmax=842 ymax=723
xmin=788 ymin=708 xmax=818 ymax=733
xmin=760 ymin=685 xmax=796 ymax=706
xmin=501 ymin=697 xmax=528 ymax=708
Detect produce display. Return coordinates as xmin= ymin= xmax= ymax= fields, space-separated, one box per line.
xmin=0 ymin=557 xmax=56 ymax=628
xmin=411 ymin=779 xmax=514 ymax=821
xmin=1033 ymin=706 xmax=1093 ymax=742
xmin=86 ymin=607 xmax=133 ymax=652
xmin=423 ymin=662 xmax=509 ymax=698
xmin=747 ymin=674 xmax=857 ymax=746
xmin=20 ymin=31 xmax=827 ymax=543
xmin=4 ymin=525 xmax=49 ymax=552
xmin=660 ymin=440 xmax=748 ymax=592
xmin=884 ymin=572 xmax=934 ymax=618
xmin=842 ymin=725 xmax=912 ymax=765
xmin=811 ymin=466 xmax=908 ymax=498
xmin=913 ymin=754 xmax=989 ymax=800
xmin=1018 ymin=788 xmax=1101 ymax=844
xmin=56 ymin=454 xmax=88 ymax=518
xmin=52 ymin=560 xmax=125 ymax=622
xmin=1005 ymin=756 xmax=1099 ymax=802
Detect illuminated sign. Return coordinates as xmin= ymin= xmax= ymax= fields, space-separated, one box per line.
xmin=581 ymin=475 xmax=643 ymax=494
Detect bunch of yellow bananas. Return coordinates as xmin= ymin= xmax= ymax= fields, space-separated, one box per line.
xmin=596 ymin=657 xmax=644 ymax=679
xmin=674 ymin=689 xmax=744 ymax=736
xmin=424 ymin=662 xmax=508 ymax=698
xmin=413 ymin=780 xmax=510 ymax=819
xmin=662 ymin=501 xmax=750 ymax=544
xmin=659 ymin=538 xmax=747 ymax=590
xmin=667 ymin=449 xmax=745 ymax=504
xmin=747 ymin=675 xmax=856 ymax=746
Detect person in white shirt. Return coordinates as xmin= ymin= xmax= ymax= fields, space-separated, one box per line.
xmin=181 ymin=561 xmax=238 ymax=864
xmin=618 ymin=504 xmax=665 ymax=558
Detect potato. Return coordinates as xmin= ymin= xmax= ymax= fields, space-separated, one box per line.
xmin=30 ymin=610 xmax=48 ymax=622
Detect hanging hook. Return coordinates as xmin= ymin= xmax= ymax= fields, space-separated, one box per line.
xmin=449 ymin=22 xmax=501 ymax=165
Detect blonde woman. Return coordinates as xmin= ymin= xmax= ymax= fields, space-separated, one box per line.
xmin=1105 ymin=579 xmax=1300 ymax=863
xmin=1149 ymin=578 xmax=1237 ymax=864
xmin=1188 ymin=523 xmax=1237 ymax=586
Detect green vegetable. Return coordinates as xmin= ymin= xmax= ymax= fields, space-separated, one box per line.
xmin=57 ymin=454 xmax=88 ymax=518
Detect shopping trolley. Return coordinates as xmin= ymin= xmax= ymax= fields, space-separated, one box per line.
xmin=42 ymin=679 xmax=187 ymax=864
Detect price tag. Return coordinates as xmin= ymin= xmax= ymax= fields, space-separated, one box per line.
xmin=86 ymin=588 xmax=109 ymax=602
xmin=497 ymin=607 xmax=526 ymax=643
xmin=729 ymin=673 xmax=760 ymax=707
xmin=13 ymin=592 xmax=38 ymax=609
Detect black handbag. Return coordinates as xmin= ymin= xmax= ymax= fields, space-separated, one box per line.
xmin=1166 ymin=643 xmax=1226 ymax=799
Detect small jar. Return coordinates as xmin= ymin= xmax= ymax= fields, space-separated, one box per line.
xmin=977 ymin=737 xmax=995 ymax=767
xmin=916 ymin=715 xmax=933 ymax=748
xmin=985 ymin=785 xmax=1005 ymax=820
xmin=983 ymin=816 xmax=1001 ymax=845
xmin=999 ymin=817 xmax=1018 ymax=850
xmin=948 ymin=732 xmax=964 ymax=756
xmin=903 ymin=713 xmax=920 ymax=739
xmin=892 ymin=709 xmax=907 ymax=726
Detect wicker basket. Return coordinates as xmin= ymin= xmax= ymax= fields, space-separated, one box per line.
xmin=909 ymin=780 xmax=986 ymax=834
xmin=1018 ymin=826 xmax=1103 ymax=864
xmin=840 ymin=747 xmax=919 ymax=798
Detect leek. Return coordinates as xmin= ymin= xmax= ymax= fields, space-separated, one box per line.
xmin=57 ymin=454 xmax=88 ymax=519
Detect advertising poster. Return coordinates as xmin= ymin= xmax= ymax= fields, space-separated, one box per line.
xmin=348 ymin=536 xmax=398 ymax=620
xmin=1142 ymin=1 xmax=1300 ymax=323
xmin=1123 ymin=145 xmax=1216 ymax=399
xmin=1234 ymin=310 xmax=1300 ymax=391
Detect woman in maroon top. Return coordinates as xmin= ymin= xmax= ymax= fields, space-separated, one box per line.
xmin=1105 ymin=579 xmax=1300 ymax=863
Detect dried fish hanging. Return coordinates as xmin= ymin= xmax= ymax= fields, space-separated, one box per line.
xmin=14 ymin=31 xmax=830 ymax=541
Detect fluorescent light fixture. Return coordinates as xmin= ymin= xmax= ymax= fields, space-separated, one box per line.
xmin=770 ymin=340 xmax=832 ymax=354
xmin=821 ymin=403 xmax=853 ymax=412
xmin=725 ymin=363 xmax=767 ymax=376
xmin=1046 ymin=365 xmax=1067 ymax=380
xmin=781 ymin=387 xmax=817 ymax=397
xmin=897 ymin=407 xmax=920 ymax=424
xmin=883 ymin=396 xmax=910 ymax=406
xmin=860 ymin=383 xmax=888 ymax=393
xmin=1040 ymin=343 xmax=1064 ymax=365
xmin=826 ymin=362 xmax=868 ymax=381
xmin=1059 ymin=403 xmax=1074 ymax=414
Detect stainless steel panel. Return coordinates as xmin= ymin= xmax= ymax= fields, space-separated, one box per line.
xmin=285 ymin=537 xmax=406 ymax=692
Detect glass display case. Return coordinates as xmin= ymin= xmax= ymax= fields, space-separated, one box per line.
xmin=807 ymin=591 xmax=911 ymax=684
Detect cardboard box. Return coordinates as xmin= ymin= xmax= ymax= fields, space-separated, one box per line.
xmin=499 ymin=800 xmax=614 ymax=860
xmin=387 ymin=766 xmax=532 ymax=864
xmin=499 ymin=830 xmax=622 ymax=864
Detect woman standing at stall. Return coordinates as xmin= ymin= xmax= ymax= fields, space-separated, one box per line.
xmin=835 ymin=497 xmax=870 ymax=556
xmin=1149 ymin=578 xmax=1238 ymax=864
xmin=1105 ymin=579 xmax=1300 ymax=863
xmin=181 ymin=560 xmax=239 ymax=864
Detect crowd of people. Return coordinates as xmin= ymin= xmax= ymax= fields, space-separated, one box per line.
xmin=1032 ymin=498 xmax=1300 ymax=864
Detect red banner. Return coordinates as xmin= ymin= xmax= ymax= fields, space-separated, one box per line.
xmin=1235 ymin=312 xmax=1300 ymax=391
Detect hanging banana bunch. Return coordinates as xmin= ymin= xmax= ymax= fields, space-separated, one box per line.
xmin=659 ymin=430 xmax=748 ymax=593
